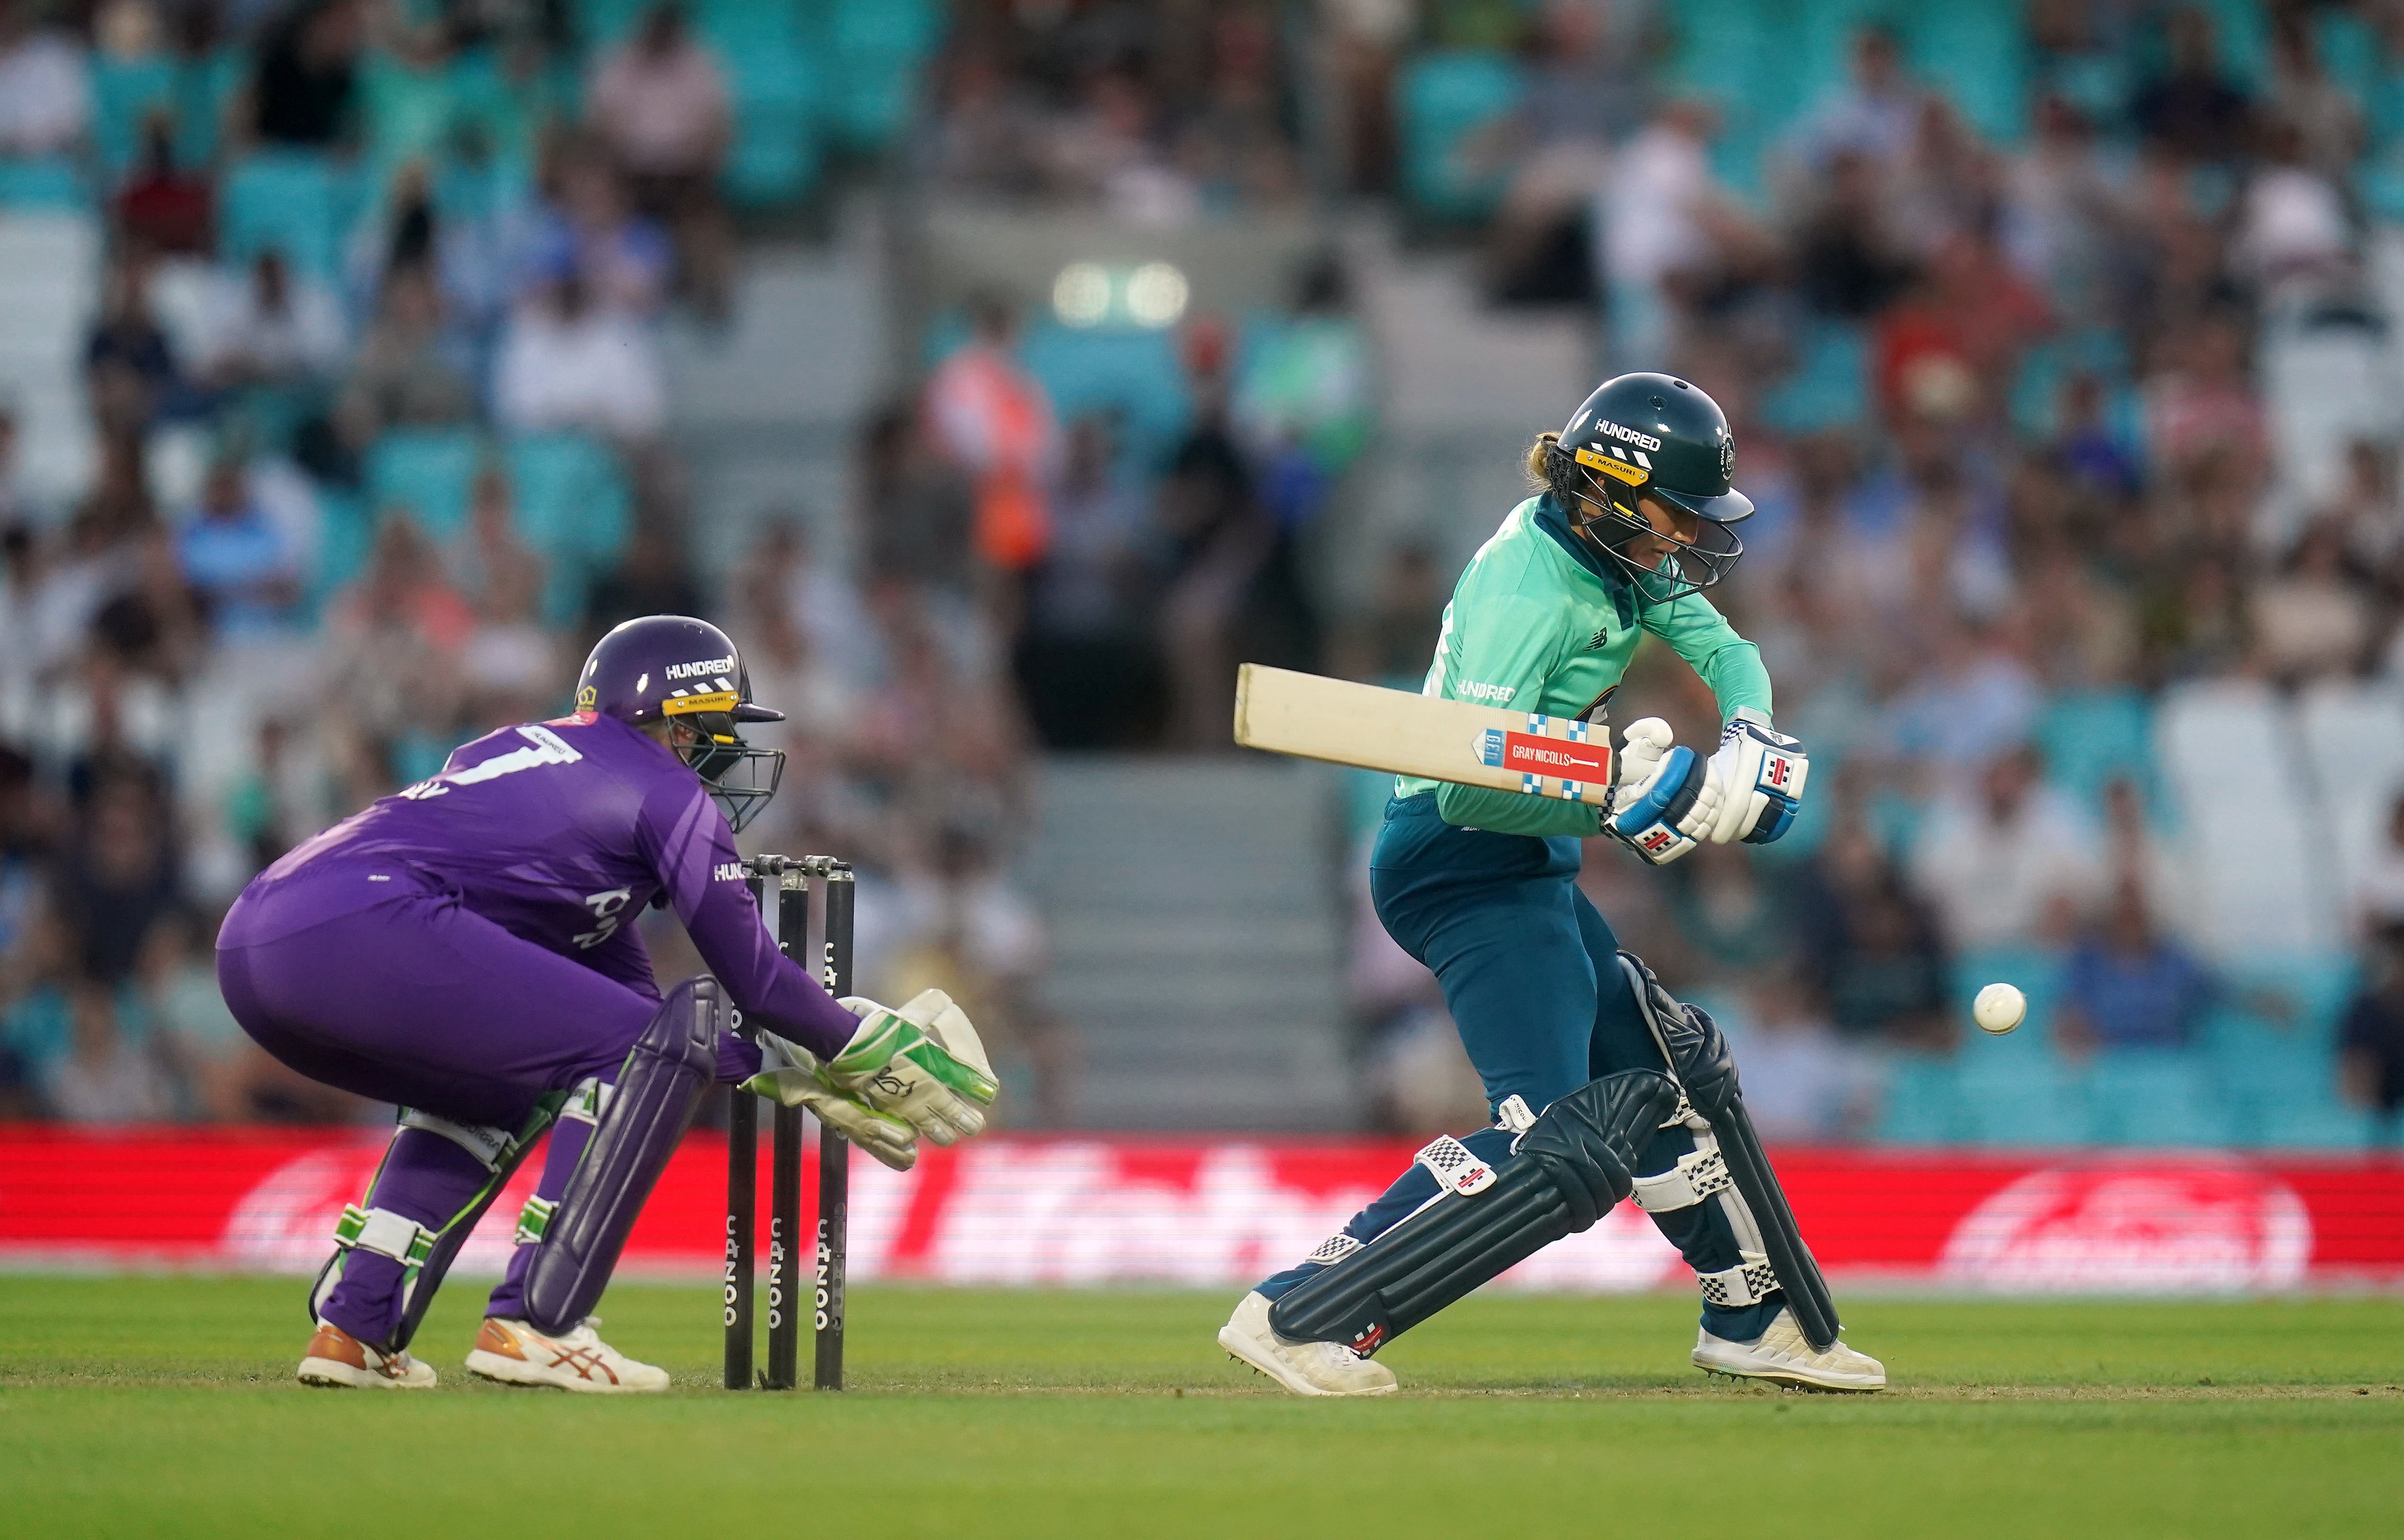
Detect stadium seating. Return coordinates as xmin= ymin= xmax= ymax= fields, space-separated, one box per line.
xmin=1874 ymin=1052 xmax=1967 ymax=1143
xmin=308 ymin=486 xmax=375 ymax=610
xmin=1015 ymin=323 xmax=1194 ymax=474
xmin=1396 ymin=51 xmax=1525 ymax=222
xmin=2088 ymin=1048 xmax=2231 ymax=1146
xmin=697 ymin=0 xmax=823 ymax=207
xmin=0 ymin=212 xmax=103 ymax=502
xmin=172 ymin=48 xmax=246 ymax=173
xmin=219 ymin=152 xmax=357 ymax=284
xmin=503 ymin=430 xmax=634 ymax=625
xmin=2037 ymin=689 xmax=2156 ymax=814
xmin=90 ymin=53 xmax=180 ymax=184
xmin=0 ymin=157 xmax=90 ymax=212
xmin=2156 ymin=679 xmax=2340 ymax=958
xmin=826 ymin=0 xmax=945 ymax=152
xmin=1956 ymin=1055 xmax=2094 ymax=1147
xmin=364 ymin=426 xmax=482 ymax=538
xmin=2260 ymin=311 xmax=2404 ymax=536
xmin=1758 ymin=318 xmax=1869 ymax=434
xmin=2295 ymin=679 xmax=2404 ymax=908
xmin=1904 ymin=0 xmax=2030 ymax=145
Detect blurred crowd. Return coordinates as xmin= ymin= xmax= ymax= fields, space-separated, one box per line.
xmin=925 ymin=1 xmax=1303 ymax=219
xmin=0 ymin=0 xmax=1001 ymax=1124
xmin=11 ymin=0 xmax=2404 ymax=1145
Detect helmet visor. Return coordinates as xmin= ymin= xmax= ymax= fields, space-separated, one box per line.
xmin=668 ymin=705 xmax=786 ymax=833
xmin=1552 ymin=448 xmax=1748 ymax=602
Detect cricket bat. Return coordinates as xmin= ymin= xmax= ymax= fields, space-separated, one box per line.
xmin=1232 ymin=664 xmax=1613 ymax=803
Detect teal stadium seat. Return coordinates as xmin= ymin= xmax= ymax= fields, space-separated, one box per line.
xmin=1759 ymin=319 xmax=1868 ymax=434
xmin=1017 ymin=324 xmax=1194 ymax=475
xmin=221 ymin=153 xmax=355 ymax=283
xmin=503 ymin=431 xmax=632 ymax=626
xmin=1955 ymin=1056 xmax=2095 ymax=1148
xmin=1904 ymin=0 xmax=2030 ymax=145
xmin=827 ymin=0 xmax=944 ymax=152
xmin=308 ymin=487 xmax=375 ymax=611
xmin=2202 ymin=955 xmax=2370 ymax=1149
xmin=1396 ymin=52 xmax=1524 ymax=222
xmin=2037 ymin=689 xmax=2156 ymax=813
xmin=0 ymin=157 xmax=89 ymax=211
xmin=696 ymin=0 xmax=822 ymax=206
xmin=1659 ymin=0 xmax=1787 ymax=199
xmin=172 ymin=49 xmax=246 ymax=172
xmin=1873 ymin=1053 xmax=1967 ymax=1144
xmin=90 ymin=55 xmax=179 ymax=183
xmin=2314 ymin=5 xmax=2381 ymax=107
xmin=570 ymin=0 xmax=651 ymax=46
xmin=2192 ymin=0 xmax=2274 ymax=92
xmin=2086 ymin=1048 xmax=2231 ymax=1146
xmin=366 ymin=427 xmax=482 ymax=540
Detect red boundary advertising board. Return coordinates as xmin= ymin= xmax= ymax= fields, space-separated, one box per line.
xmin=3 ymin=1125 xmax=2400 ymax=1291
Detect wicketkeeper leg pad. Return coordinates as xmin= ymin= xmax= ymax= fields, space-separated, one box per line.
xmin=1267 ymin=1069 xmax=1678 ymax=1356
xmin=522 ymin=975 xmax=723 ymax=1334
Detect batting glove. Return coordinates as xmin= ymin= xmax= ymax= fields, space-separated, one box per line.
xmin=1606 ymin=717 xmax=1720 ymax=866
xmin=1699 ymin=709 xmax=1808 ymax=845
xmin=743 ymin=1039 xmax=922 ymax=1172
xmin=825 ymin=989 xmax=999 ymax=1146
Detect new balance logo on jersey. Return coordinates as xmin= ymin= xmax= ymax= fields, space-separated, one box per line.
xmin=1586 ymin=627 xmax=1609 ymax=650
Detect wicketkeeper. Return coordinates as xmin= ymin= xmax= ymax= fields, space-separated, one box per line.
xmin=1219 ymin=374 xmax=1885 ymax=1394
xmin=218 ymin=615 xmax=996 ymax=1392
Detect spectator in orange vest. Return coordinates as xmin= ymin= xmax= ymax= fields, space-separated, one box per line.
xmin=925 ymin=295 xmax=1059 ymax=578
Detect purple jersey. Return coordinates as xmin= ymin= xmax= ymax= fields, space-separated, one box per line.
xmin=222 ymin=711 xmax=858 ymax=1057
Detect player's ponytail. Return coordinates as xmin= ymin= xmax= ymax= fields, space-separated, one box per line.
xmin=1526 ymin=431 xmax=1562 ymax=491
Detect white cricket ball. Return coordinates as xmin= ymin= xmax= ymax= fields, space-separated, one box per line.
xmin=1973 ymin=982 xmax=2026 ymax=1036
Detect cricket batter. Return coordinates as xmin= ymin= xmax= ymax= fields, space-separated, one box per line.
xmin=1219 ymin=374 xmax=1885 ymax=1394
xmin=218 ymin=615 xmax=995 ymax=1392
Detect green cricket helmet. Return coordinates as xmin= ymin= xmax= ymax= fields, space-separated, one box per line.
xmin=1544 ymin=373 xmax=1753 ymax=601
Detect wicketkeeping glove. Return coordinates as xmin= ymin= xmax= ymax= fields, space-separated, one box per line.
xmin=1606 ymin=716 xmax=1721 ymax=866
xmin=824 ymin=988 xmax=998 ymax=1146
xmin=1699 ymin=708 xmax=1808 ymax=845
xmin=743 ymin=1039 xmax=922 ymax=1172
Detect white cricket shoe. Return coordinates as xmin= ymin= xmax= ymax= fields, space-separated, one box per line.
xmin=1218 ymin=1290 xmax=1398 ymax=1397
xmin=465 ymin=1316 xmax=671 ymax=1394
xmin=298 ymin=1320 xmax=437 ymax=1389
xmin=1693 ymin=1307 xmax=1885 ymax=1392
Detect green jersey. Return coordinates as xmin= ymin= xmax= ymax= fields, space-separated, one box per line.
xmin=1399 ymin=495 xmax=1773 ymax=838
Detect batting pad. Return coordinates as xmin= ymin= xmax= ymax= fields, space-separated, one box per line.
xmin=1267 ymin=1070 xmax=1677 ymax=1356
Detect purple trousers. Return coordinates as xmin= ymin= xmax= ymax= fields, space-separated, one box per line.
xmin=218 ymin=864 xmax=756 ymax=1346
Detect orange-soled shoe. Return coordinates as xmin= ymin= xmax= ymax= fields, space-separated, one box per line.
xmin=297 ymin=1321 xmax=437 ymax=1389
xmin=464 ymin=1316 xmax=669 ymax=1394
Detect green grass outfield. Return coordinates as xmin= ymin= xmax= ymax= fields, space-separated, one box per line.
xmin=3 ymin=1278 xmax=2400 ymax=1538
